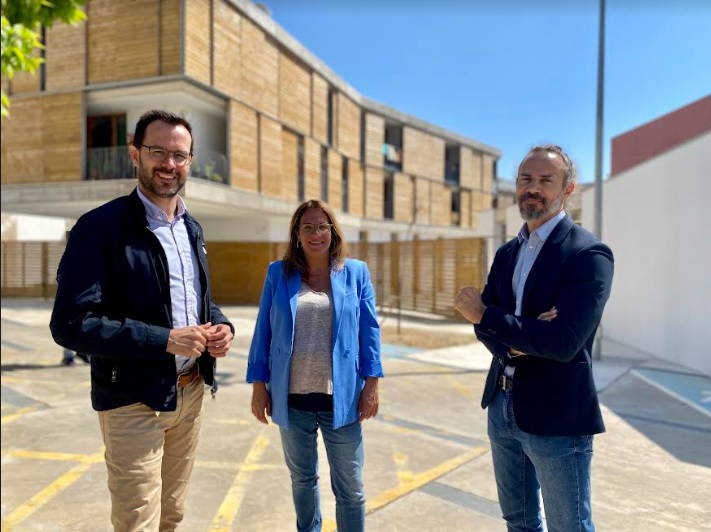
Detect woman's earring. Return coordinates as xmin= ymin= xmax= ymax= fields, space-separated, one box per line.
xmin=296 ymin=240 xmax=300 ymax=248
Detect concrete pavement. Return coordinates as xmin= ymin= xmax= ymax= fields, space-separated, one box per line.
xmin=1 ymin=298 xmax=710 ymax=531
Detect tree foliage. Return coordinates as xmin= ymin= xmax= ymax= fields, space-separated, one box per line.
xmin=1 ymin=0 xmax=86 ymax=117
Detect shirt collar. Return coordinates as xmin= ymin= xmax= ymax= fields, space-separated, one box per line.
xmin=517 ymin=210 xmax=567 ymax=244
xmin=136 ymin=187 xmax=187 ymax=222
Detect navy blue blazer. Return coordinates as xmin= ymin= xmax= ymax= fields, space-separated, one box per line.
xmin=475 ymin=215 xmax=614 ymax=436
xmin=246 ymin=259 xmax=384 ymax=429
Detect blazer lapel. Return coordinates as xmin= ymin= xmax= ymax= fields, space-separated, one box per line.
xmin=521 ymin=215 xmax=574 ymax=309
xmin=330 ymin=267 xmax=346 ymax=350
xmin=288 ymin=271 xmax=301 ymax=326
xmin=503 ymin=239 xmax=522 ymax=309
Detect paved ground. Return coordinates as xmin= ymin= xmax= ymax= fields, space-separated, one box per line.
xmin=1 ymin=299 xmax=710 ymax=531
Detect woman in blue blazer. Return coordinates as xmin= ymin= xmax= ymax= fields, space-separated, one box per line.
xmin=247 ymin=199 xmax=383 ymax=532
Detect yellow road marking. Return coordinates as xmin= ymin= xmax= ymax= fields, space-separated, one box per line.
xmin=1 ymin=406 xmax=38 ymax=425
xmin=393 ymin=451 xmax=415 ymax=484
xmin=0 ymin=451 xmax=103 ymax=531
xmin=209 ymin=433 xmax=270 ymax=531
xmin=322 ymin=446 xmax=489 ymax=532
xmin=367 ymin=446 xmax=488 ymax=512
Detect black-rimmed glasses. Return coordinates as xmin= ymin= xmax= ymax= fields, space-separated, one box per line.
xmin=139 ymin=144 xmax=192 ymax=166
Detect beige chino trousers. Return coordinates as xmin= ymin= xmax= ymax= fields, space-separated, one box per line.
xmin=98 ymin=376 xmax=205 ymax=532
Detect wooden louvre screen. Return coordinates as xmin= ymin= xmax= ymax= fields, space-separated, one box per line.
xmin=1 ymin=242 xmax=66 ymax=298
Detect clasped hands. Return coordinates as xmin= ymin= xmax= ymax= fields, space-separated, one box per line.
xmin=454 ymin=286 xmax=558 ymax=358
xmin=167 ymin=322 xmax=233 ymax=358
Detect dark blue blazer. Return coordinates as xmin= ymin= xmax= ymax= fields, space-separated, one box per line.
xmin=475 ymin=215 xmax=614 ymax=436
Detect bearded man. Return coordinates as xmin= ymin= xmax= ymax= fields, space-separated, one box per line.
xmin=455 ymin=145 xmax=614 ymax=532
xmin=51 ymin=110 xmax=234 ymax=531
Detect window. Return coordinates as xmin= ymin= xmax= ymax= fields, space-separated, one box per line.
xmin=384 ymin=171 xmax=394 ymax=219
xmin=297 ymin=136 xmax=305 ymax=202
xmin=327 ymin=87 xmax=336 ymax=147
xmin=320 ymin=146 xmax=328 ymax=201
xmin=341 ymin=156 xmax=349 ymax=213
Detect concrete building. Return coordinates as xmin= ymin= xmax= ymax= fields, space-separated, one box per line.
xmin=1 ymin=0 xmax=499 ymax=304
xmin=581 ymin=94 xmax=711 ymax=377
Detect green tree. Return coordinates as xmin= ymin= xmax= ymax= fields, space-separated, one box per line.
xmin=1 ymin=0 xmax=86 ymax=118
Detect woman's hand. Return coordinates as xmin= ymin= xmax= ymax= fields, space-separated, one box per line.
xmin=251 ymin=382 xmax=272 ymax=424
xmin=358 ymin=378 xmax=379 ymax=422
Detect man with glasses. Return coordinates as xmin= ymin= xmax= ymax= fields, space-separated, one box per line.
xmin=51 ymin=109 xmax=234 ymax=531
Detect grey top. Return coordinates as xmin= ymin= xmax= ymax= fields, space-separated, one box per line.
xmin=289 ymin=282 xmax=334 ymax=395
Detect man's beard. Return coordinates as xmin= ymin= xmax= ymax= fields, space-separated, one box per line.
xmin=517 ymin=191 xmax=563 ymax=221
xmin=137 ymin=159 xmax=186 ymax=198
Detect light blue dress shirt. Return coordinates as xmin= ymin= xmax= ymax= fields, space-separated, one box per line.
xmin=136 ymin=188 xmax=202 ymax=373
xmin=506 ymin=210 xmax=567 ymax=375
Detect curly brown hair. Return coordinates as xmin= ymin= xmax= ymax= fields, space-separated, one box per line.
xmin=282 ymin=199 xmax=346 ymax=277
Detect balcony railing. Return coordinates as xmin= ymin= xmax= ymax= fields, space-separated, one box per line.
xmin=86 ymin=146 xmax=228 ymax=184
xmin=86 ymin=146 xmax=133 ymax=180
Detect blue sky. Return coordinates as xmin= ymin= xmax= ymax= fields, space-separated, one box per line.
xmin=263 ymin=0 xmax=711 ymax=184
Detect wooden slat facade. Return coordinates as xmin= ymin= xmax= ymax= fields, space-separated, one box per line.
xmin=184 ymin=0 xmax=211 ymax=84
xmin=240 ymin=18 xmax=279 ymax=117
xmin=365 ymin=167 xmax=384 ymax=219
xmin=0 ymin=242 xmax=65 ymax=298
xmin=229 ymin=99 xmax=259 ymax=191
xmin=311 ymin=74 xmax=329 ymax=145
xmin=402 ymin=127 xmax=445 ymax=180
xmin=303 ymin=138 xmax=321 ymax=200
xmin=46 ymin=18 xmax=86 ymax=90
xmin=279 ymin=52 xmax=311 ymax=135
xmin=336 ymin=93 xmax=360 ymax=160
xmin=280 ymin=128 xmax=299 ymax=202
xmin=347 ymin=159 xmax=364 ymax=217
xmin=160 ymin=0 xmax=182 ymax=75
xmin=1 ymin=93 xmax=82 ymax=183
xmin=259 ymin=115 xmax=282 ymax=198
xmin=327 ymin=150 xmax=342 ymax=211
xmin=393 ymin=173 xmax=414 ymax=223
xmin=364 ymin=113 xmax=385 ymax=166
xmin=87 ymin=0 xmax=159 ymax=84
xmin=213 ymin=0 xmax=242 ymax=96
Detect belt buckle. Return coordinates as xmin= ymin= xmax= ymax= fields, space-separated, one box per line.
xmin=499 ymin=375 xmax=513 ymax=392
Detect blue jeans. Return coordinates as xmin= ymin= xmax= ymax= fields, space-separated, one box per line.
xmin=279 ymin=408 xmax=365 ymax=532
xmin=488 ymin=389 xmax=595 ymax=532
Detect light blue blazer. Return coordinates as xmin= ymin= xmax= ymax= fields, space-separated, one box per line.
xmin=246 ymin=258 xmax=384 ymax=429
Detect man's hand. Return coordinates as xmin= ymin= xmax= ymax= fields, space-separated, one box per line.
xmin=167 ymin=323 xmax=212 ymax=357
xmin=205 ymin=323 xmax=233 ymax=358
xmin=358 ymin=377 xmax=379 ymax=422
xmin=509 ymin=307 xmax=558 ymax=357
xmin=454 ymin=287 xmax=487 ymax=324
xmin=251 ymin=382 xmax=272 ymax=424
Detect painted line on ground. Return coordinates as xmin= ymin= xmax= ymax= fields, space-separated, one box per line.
xmin=322 ymin=447 xmax=489 ymax=532
xmin=1 ymin=339 xmax=34 ymax=351
xmin=209 ymin=432 xmax=270 ymax=531
xmin=1 ymin=406 xmax=39 ymax=425
xmin=632 ymin=368 xmax=711 ymax=420
xmin=0 ymin=450 xmax=103 ymax=531
xmin=364 ymin=447 xmax=489 ymax=513
xmin=378 ymin=414 xmax=487 ymax=448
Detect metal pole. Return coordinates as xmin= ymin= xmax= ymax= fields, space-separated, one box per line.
xmin=593 ymin=0 xmax=606 ymax=360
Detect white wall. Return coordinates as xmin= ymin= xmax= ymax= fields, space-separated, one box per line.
xmin=1 ymin=212 xmax=71 ymax=241
xmin=582 ymin=131 xmax=711 ymax=376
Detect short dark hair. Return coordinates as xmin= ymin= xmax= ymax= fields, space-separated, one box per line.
xmin=282 ymin=199 xmax=346 ymax=277
xmin=132 ymin=110 xmax=194 ymax=154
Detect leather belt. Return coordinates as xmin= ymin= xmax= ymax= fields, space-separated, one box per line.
xmin=498 ymin=374 xmax=513 ymax=392
xmin=178 ymin=364 xmax=200 ymax=388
